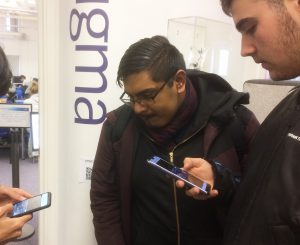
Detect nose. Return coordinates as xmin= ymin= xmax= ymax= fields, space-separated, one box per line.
xmin=240 ymin=35 xmax=256 ymax=57
xmin=132 ymin=101 xmax=147 ymax=114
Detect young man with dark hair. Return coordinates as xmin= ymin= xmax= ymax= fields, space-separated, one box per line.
xmin=177 ymin=1 xmax=300 ymax=244
xmin=90 ymin=35 xmax=259 ymax=245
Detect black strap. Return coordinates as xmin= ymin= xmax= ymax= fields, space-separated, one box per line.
xmin=229 ymin=110 xmax=247 ymax=162
xmin=111 ymin=106 xmax=133 ymax=142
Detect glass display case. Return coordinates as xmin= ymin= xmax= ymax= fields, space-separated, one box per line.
xmin=167 ymin=16 xmax=265 ymax=90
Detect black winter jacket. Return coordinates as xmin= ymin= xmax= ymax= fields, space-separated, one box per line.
xmin=224 ymin=87 xmax=300 ymax=245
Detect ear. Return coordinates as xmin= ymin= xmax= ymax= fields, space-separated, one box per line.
xmin=284 ymin=0 xmax=300 ymax=22
xmin=174 ymin=69 xmax=186 ymax=93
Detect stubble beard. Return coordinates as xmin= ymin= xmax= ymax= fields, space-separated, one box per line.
xmin=271 ymin=7 xmax=300 ymax=80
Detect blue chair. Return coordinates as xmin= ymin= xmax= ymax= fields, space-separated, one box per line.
xmin=15 ymin=86 xmax=24 ymax=100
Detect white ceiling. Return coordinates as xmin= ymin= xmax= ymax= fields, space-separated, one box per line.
xmin=0 ymin=0 xmax=37 ymax=16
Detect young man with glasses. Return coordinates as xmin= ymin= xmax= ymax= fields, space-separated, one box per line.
xmin=90 ymin=35 xmax=260 ymax=245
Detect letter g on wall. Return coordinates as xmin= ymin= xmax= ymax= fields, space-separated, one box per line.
xmin=69 ymin=8 xmax=109 ymax=41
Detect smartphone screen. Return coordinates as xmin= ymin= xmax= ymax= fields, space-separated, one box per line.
xmin=147 ymin=156 xmax=211 ymax=194
xmin=11 ymin=192 xmax=51 ymax=218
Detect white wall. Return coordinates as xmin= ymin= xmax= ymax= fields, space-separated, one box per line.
xmin=0 ymin=18 xmax=38 ymax=80
xmin=39 ymin=1 xmax=264 ymax=245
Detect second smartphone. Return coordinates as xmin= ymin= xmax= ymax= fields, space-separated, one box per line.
xmin=10 ymin=192 xmax=52 ymax=218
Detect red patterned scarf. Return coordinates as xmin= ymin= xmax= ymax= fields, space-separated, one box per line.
xmin=144 ymin=79 xmax=198 ymax=151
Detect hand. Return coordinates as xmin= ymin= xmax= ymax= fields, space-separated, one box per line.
xmin=176 ymin=157 xmax=219 ymax=200
xmin=0 ymin=203 xmax=32 ymax=244
xmin=0 ymin=186 xmax=32 ymax=206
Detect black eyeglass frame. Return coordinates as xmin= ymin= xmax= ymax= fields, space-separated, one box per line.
xmin=120 ymin=76 xmax=173 ymax=107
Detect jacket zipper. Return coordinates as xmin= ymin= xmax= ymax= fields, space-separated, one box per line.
xmin=144 ymin=121 xmax=208 ymax=245
xmin=169 ymin=152 xmax=181 ymax=245
xmin=168 ymin=121 xmax=208 ymax=245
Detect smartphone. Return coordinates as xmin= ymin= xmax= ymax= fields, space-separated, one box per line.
xmin=10 ymin=192 xmax=51 ymax=218
xmin=147 ymin=156 xmax=211 ymax=194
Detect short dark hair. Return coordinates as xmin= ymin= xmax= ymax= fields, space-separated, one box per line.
xmin=220 ymin=0 xmax=284 ymax=16
xmin=117 ymin=35 xmax=186 ymax=87
xmin=0 ymin=47 xmax=12 ymax=96
xmin=220 ymin=0 xmax=233 ymax=16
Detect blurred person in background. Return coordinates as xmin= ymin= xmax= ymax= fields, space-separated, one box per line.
xmin=0 ymin=46 xmax=32 ymax=243
xmin=24 ymin=79 xmax=39 ymax=113
xmin=24 ymin=79 xmax=39 ymax=158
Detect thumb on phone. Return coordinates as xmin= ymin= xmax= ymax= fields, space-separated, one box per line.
xmin=18 ymin=214 xmax=32 ymax=224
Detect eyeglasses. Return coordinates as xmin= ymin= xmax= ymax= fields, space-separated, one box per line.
xmin=120 ymin=79 xmax=170 ymax=107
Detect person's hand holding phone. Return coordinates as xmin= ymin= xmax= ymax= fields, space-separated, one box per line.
xmin=147 ymin=156 xmax=211 ymax=194
xmin=10 ymin=192 xmax=51 ymax=218
xmin=176 ymin=157 xmax=219 ymax=200
xmin=0 ymin=203 xmax=32 ymax=244
xmin=0 ymin=185 xmax=32 ymax=206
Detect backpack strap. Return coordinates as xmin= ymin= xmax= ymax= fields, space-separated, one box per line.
xmin=229 ymin=106 xmax=247 ymax=163
xmin=229 ymin=115 xmax=247 ymax=162
xmin=111 ymin=105 xmax=133 ymax=142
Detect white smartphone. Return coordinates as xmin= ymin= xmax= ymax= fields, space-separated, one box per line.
xmin=10 ymin=192 xmax=51 ymax=218
xmin=147 ymin=156 xmax=211 ymax=194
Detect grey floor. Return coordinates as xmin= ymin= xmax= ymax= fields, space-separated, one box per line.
xmin=0 ymin=147 xmax=39 ymax=245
